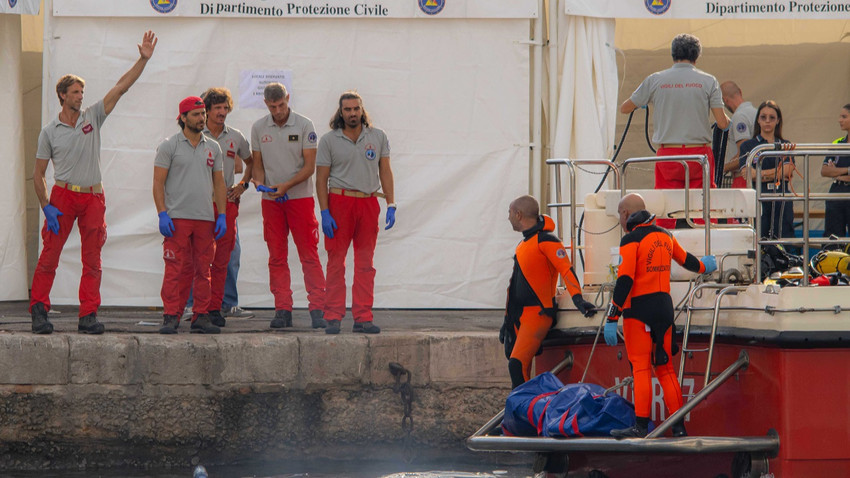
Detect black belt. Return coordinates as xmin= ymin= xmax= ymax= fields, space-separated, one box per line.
xmin=833 ymin=180 xmax=850 ymax=187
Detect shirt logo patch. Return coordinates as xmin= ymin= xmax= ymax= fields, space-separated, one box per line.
xmin=365 ymin=143 xmax=376 ymax=161
xmin=206 ymin=149 xmax=215 ymax=167
xmin=288 ymin=134 xmax=300 ymax=142
xmin=262 ymin=134 xmax=273 ymax=143
xmin=227 ymin=150 xmax=236 ymax=158
xmin=150 ymin=0 xmax=177 ymax=14
xmin=307 ymin=132 xmax=317 ymax=144
xmin=736 ymin=122 xmax=748 ymax=134
xmin=556 ymin=248 xmax=567 ymax=259
xmin=418 ymin=0 xmax=445 ymax=15
xmin=82 ymin=123 xmax=93 ymax=134
xmin=644 ymin=0 xmax=671 ymax=15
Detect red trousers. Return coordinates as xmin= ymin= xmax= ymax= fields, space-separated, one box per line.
xmin=656 ymin=145 xmax=716 ymax=229
xmin=210 ymin=201 xmax=239 ymax=311
xmin=261 ymin=198 xmax=326 ymax=311
xmin=161 ymin=219 xmax=215 ymax=317
xmin=510 ymin=306 xmax=553 ymax=382
xmin=324 ymin=193 xmax=379 ymax=322
xmin=623 ymin=318 xmax=683 ymax=419
xmin=30 ymin=185 xmax=106 ymax=317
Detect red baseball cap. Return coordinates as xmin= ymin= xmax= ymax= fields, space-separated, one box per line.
xmin=177 ymin=96 xmax=205 ymax=119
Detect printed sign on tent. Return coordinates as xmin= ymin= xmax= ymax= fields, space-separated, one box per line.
xmin=239 ymin=70 xmax=294 ymax=110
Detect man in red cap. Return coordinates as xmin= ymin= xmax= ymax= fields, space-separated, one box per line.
xmin=30 ymin=30 xmax=157 ymax=334
xmin=153 ymin=96 xmax=227 ymax=334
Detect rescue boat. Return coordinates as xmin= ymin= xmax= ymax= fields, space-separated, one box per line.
xmin=468 ymin=144 xmax=850 ymax=477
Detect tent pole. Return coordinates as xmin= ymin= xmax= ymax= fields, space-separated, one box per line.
xmin=547 ymin=0 xmax=559 ymax=220
xmin=531 ymin=0 xmax=544 ymax=201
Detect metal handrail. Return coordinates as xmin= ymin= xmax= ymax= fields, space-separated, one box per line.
xmin=648 ymin=350 xmax=749 ymax=438
xmin=678 ymin=283 xmax=747 ymax=386
xmin=750 ymin=143 xmax=850 ymax=285
xmin=546 ymin=159 xmax=620 ymax=266
xmin=620 ymin=155 xmax=710 ymax=255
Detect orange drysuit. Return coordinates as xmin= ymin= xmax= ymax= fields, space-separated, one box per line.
xmin=610 ymin=210 xmax=705 ymax=419
xmin=502 ymin=215 xmax=586 ymax=388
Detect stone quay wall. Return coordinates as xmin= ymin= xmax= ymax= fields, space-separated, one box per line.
xmin=0 ymin=331 xmax=512 ymax=471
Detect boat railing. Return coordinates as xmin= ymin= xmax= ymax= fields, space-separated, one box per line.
xmin=648 ymin=350 xmax=751 ymax=438
xmin=750 ymin=142 xmax=850 ymax=285
xmin=678 ymin=283 xmax=749 ymax=387
xmin=545 ymin=159 xmax=619 ymax=266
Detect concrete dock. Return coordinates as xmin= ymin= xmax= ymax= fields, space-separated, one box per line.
xmin=0 ymin=301 xmax=512 ymax=471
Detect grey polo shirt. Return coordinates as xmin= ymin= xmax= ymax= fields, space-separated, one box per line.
xmin=316 ymin=126 xmax=390 ymax=193
xmin=203 ymin=125 xmax=251 ymax=189
xmin=36 ymin=100 xmax=108 ymax=187
xmin=629 ymin=63 xmax=723 ymax=145
xmin=250 ymin=110 xmax=317 ymax=200
xmin=725 ymin=101 xmax=757 ymax=166
xmin=154 ymin=132 xmax=223 ymax=221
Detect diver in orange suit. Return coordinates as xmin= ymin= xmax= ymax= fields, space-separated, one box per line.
xmin=501 ymin=195 xmax=597 ymax=389
xmin=605 ymin=193 xmax=717 ymax=438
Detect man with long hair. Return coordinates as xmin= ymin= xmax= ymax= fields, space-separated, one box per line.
xmin=251 ymin=83 xmax=327 ymax=329
xmin=30 ymin=31 xmax=157 ymax=334
xmin=316 ymin=91 xmax=396 ymax=334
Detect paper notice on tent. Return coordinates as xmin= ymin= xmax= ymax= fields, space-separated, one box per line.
xmin=0 ymin=0 xmax=39 ymax=14
xmin=53 ymin=0 xmax=537 ymax=18
xmin=565 ymin=0 xmax=850 ymax=20
xmin=239 ymin=70 xmax=293 ymax=110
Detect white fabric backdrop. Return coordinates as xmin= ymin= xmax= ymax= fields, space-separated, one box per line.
xmin=43 ymin=16 xmax=530 ymax=309
xmin=0 ymin=15 xmax=29 ymax=300
xmin=548 ymin=14 xmax=618 ymax=275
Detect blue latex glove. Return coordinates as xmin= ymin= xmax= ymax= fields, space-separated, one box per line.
xmin=274 ymin=194 xmax=289 ymax=203
xmin=604 ymin=320 xmax=619 ymax=346
xmin=43 ymin=204 xmax=63 ymax=235
xmin=158 ymin=211 xmax=175 ymax=237
xmin=321 ymin=209 xmax=337 ymax=238
xmin=701 ymin=255 xmax=717 ymax=274
xmin=385 ymin=206 xmax=396 ymax=230
xmin=214 ymin=213 xmax=227 ymax=240
xmin=256 ymin=184 xmax=277 ymax=193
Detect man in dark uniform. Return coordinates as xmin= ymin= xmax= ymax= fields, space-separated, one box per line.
xmin=604 ymin=193 xmax=716 ymax=438
xmin=501 ymin=195 xmax=597 ymax=389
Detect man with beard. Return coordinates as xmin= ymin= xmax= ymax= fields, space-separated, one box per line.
xmin=153 ymin=96 xmax=227 ymax=334
xmin=316 ymin=91 xmax=396 ymax=335
xmin=30 ymin=30 xmax=157 ymax=334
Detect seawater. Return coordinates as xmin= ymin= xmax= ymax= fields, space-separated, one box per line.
xmin=0 ymin=460 xmax=533 ymax=478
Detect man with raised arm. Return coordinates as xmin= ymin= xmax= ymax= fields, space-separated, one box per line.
xmin=30 ymin=31 xmax=157 ymax=335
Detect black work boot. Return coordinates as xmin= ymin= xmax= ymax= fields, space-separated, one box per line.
xmin=208 ymin=309 xmax=226 ymax=327
xmin=78 ymin=313 xmax=105 ymax=335
xmin=191 ymin=314 xmax=221 ymax=334
xmin=31 ymin=302 xmax=53 ymax=335
xmin=325 ymin=320 xmax=341 ymax=335
xmin=671 ymin=420 xmax=688 ymax=437
xmin=611 ymin=416 xmax=649 ymax=439
xmin=310 ymin=309 xmax=327 ymax=329
xmin=352 ymin=321 xmax=381 ymax=334
xmin=270 ymin=309 xmax=292 ymax=329
xmin=159 ymin=314 xmax=179 ymax=334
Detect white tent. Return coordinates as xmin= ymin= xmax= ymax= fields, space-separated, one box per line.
xmin=38 ymin=0 xmax=536 ymax=309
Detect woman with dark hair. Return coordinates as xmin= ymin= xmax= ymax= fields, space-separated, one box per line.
xmin=739 ymin=100 xmax=795 ymax=239
xmin=820 ymin=104 xmax=850 ymax=239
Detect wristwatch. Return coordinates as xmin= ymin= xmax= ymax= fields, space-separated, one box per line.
xmin=241 ymin=181 xmax=249 ymax=190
